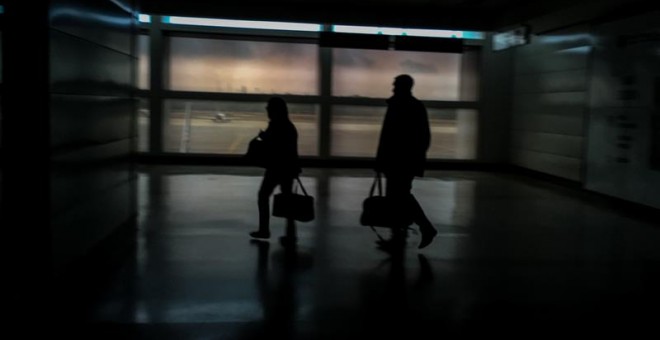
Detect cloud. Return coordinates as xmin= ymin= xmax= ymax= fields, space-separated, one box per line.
xmin=333 ymin=50 xmax=376 ymax=67
xmin=400 ymin=59 xmax=437 ymax=73
xmin=172 ymin=38 xmax=314 ymax=61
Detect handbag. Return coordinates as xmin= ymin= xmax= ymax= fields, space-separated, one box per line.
xmin=273 ymin=177 xmax=315 ymax=222
xmin=360 ymin=172 xmax=391 ymax=228
xmin=360 ymin=173 xmax=413 ymax=228
xmin=245 ymin=134 xmax=266 ymax=167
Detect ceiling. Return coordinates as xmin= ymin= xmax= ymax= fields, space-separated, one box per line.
xmin=137 ymin=0 xmax=584 ymax=31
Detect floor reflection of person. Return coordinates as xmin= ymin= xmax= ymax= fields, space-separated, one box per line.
xmin=250 ymin=240 xmax=313 ymax=339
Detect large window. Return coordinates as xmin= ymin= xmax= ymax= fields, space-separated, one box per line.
xmin=167 ymin=37 xmax=319 ymax=95
xmin=163 ymin=100 xmax=319 ymax=155
xmin=332 ymin=48 xmax=462 ymax=100
xmin=138 ymin=15 xmax=482 ymax=160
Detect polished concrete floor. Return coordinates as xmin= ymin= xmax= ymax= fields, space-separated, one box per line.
xmin=66 ymin=165 xmax=660 ymax=338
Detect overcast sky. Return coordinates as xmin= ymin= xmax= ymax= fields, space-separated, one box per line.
xmin=140 ymin=36 xmax=463 ymax=99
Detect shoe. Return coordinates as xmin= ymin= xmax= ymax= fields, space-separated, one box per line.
xmin=250 ymin=230 xmax=270 ymax=239
xmin=418 ymin=227 xmax=437 ymax=249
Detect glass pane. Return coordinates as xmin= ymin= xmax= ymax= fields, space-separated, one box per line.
xmin=331 ymin=106 xmax=384 ymax=158
xmin=332 ymin=48 xmax=461 ymax=100
xmin=137 ymin=35 xmax=149 ymax=89
xmin=164 ymin=100 xmax=318 ymax=155
xmin=137 ymin=99 xmax=149 ymax=152
xmin=168 ymin=37 xmax=319 ymax=95
xmin=428 ymin=108 xmax=478 ymax=160
xmin=331 ymin=106 xmax=477 ymax=159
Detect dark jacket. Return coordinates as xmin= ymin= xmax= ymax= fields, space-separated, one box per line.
xmin=260 ymin=118 xmax=301 ymax=177
xmin=376 ymin=94 xmax=430 ymax=177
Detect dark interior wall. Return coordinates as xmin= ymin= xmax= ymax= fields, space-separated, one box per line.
xmin=49 ymin=0 xmax=138 ymax=272
xmin=2 ymin=0 xmax=137 ymax=306
xmin=508 ymin=25 xmax=592 ymax=182
xmin=500 ymin=1 xmax=660 ymax=208
xmin=584 ymin=11 xmax=660 ymax=209
xmin=3 ymin=1 xmax=53 ymax=309
xmin=477 ymin=34 xmax=514 ymax=163
xmin=498 ymin=0 xmax=658 ymax=164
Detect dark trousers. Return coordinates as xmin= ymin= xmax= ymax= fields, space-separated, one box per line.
xmin=385 ymin=173 xmax=433 ymax=237
xmin=258 ymin=170 xmax=295 ymax=236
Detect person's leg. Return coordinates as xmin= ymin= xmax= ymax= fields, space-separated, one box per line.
xmin=386 ymin=173 xmax=415 ymax=226
xmin=382 ymin=174 xmax=437 ymax=250
xmin=377 ymin=174 xmax=411 ymax=253
xmin=251 ymin=171 xmax=279 ymax=238
xmin=279 ymin=175 xmax=297 ymax=246
xmin=407 ymin=177 xmax=437 ymax=249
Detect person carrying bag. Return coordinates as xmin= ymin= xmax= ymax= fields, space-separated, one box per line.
xmin=361 ymin=172 xmax=393 ymax=227
xmin=370 ymin=74 xmax=438 ymax=253
xmin=246 ymin=97 xmax=304 ymax=247
xmin=360 ymin=172 xmax=413 ymax=243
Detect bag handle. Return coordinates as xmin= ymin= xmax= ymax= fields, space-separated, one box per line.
xmin=368 ymin=172 xmax=383 ymax=197
xmin=294 ymin=177 xmax=309 ymax=197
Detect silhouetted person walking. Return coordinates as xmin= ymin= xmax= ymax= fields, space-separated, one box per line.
xmin=250 ymin=97 xmax=301 ymax=246
xmin=375 ymin=74 xmax=437 ymax=251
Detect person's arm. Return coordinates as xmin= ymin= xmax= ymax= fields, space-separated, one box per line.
xmin=258 ymin=125 xmax=271 ymax=140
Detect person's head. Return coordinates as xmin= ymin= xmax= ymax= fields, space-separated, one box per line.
xmin=266 ymin=97 xmax=289 ymax=121
xmin=393 ymin=74 xmax=414 ymax=95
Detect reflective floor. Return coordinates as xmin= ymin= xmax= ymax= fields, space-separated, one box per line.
xmin=68 ymin=165 xmax=660 ymax=338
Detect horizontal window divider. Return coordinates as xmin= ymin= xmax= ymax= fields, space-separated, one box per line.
xmin=416 ymin=100 xmax=479 ymax=110
xmin=161 ymin=24 xmax=320 ymax=42
xmin=134 ymin=89 xmax=151 ymax=97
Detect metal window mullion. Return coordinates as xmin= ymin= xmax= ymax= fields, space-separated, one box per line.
xmin=149 ymin=15 xmax=165 ymax=153
xmin=319 ymin=29 xmax=333 ymax=158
